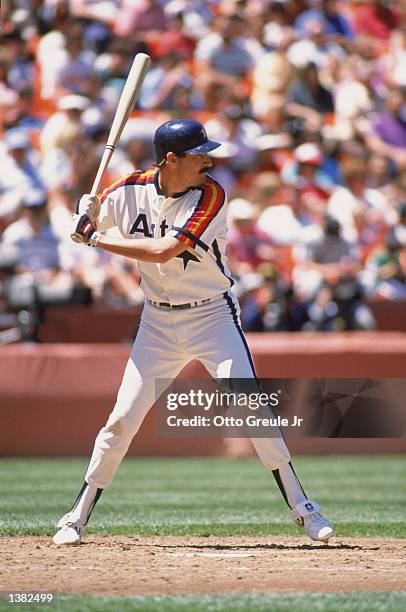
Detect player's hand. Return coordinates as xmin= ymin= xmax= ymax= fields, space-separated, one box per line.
xmin=76 ymin=194 xmax=101 ymax=223
xmin=70 ymin=214 xmax=101 ymax=247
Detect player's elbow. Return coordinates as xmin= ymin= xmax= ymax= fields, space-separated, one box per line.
xmin=151 ymin=237 xmax=184 ymax=263
xmin=151 ymin=248 xmax=175 ymax=264
xmin=152 ymin=252 xmax=169 ymax=264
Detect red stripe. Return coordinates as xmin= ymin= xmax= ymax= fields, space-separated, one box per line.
xmin=99 ymin=169 xmax=157 ymax=203
xmin=182 ymin=179 xmax=224 ymax=239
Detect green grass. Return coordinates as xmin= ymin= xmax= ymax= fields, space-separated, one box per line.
xmin=0 ymin=456 xmax=405 ymax=538
xmin=1 ymin=592 xmax=406 ymax=612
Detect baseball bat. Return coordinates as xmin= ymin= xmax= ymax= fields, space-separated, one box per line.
xmin=71 ymin=52 xmax=151 ymax=241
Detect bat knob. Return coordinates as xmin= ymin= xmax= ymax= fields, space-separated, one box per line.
xmin=70 ymin=232 xmax=84 ymax=243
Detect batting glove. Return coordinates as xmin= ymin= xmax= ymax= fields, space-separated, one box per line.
xmin=71 ymin=214 xmax=102 ymax=247
xmin=76 ymin=194 xmax=101 ymax=223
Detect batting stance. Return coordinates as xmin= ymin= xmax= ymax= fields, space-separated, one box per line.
xmin=53 ymin=119 xmax=333 ymax=545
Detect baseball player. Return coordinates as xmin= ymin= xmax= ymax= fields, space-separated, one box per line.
xmin=53 ymin=119 xmax=333 ymax=545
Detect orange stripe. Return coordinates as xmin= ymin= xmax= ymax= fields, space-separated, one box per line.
xmin=99 ymin=172 xmax=139 ymax=203
xmin=99 ymin=169 xmax=157 ymax=203
xmin=179 ymin=235 xmax=196 ymax=249
xmin=183 ymin=179 xmax=224 ymax=239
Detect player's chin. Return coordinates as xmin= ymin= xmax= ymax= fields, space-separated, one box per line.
xmin=198 ymin=170 xmax=209 ymax=183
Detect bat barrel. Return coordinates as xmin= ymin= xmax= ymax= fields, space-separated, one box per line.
xmin=71 ymin=52 xmax=151 ymax=237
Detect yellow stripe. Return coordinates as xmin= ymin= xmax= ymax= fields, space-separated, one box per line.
xmin=100 ymin=168 xmax=157 ymax=201
xmin=188 ymin=183 xmax=218 ymax=235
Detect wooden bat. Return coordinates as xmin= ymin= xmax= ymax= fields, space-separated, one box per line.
xmin=71 ymin=52 xmax=151 ymax=242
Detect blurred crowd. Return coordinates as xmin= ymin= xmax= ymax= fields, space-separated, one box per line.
xmin=1 ymin=0 xmax=406 ymax=337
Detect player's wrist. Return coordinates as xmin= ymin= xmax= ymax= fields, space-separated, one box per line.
xmin=87 ymin=231 xmax=102 ymax=248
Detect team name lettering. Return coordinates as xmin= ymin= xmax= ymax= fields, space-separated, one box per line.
xmin=130 ymin=214 xmax=169 ymax=238
xmin=130 ymin=213 xmax=154 ymax=237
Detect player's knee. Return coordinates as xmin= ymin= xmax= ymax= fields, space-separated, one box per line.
xmin=102 ymin=413 xmax=141 ymax=439
xmin=105 ymin=419 xmax=123 ymax=436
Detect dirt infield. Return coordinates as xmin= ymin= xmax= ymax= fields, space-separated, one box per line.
xmin=0 ymin=536 xmax=404 ymax=596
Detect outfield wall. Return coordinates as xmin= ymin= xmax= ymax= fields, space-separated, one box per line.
xmin=1 ymin=332 xmax=406 ymax=457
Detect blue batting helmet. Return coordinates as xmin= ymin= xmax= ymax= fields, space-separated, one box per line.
xmin=153 ymin=118 xmax=221 ymax=165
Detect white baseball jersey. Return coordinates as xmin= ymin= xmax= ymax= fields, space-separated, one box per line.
xmin=97 ymin=167 xmax=234 ymax=304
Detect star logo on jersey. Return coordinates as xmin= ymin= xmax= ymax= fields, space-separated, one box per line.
xmin=176 ymin=249 xmax=200 ymax=270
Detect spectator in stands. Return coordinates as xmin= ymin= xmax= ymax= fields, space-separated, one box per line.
xmin=379 ymin=29 xmax=406 ymax=89
xmin=205 ymin=104 xmax=263 ymax=172
xmin=365 ymin=88 xmax=406 ymax=169
xmin=36 ymin=18 xmax=94 ymax=101
xmin=286 ymin=62 xmax=335 ymax=134
xmin=121 ymin=138 xmax=150 ymax=174
xmin=114 ymin=0 xmax=168 ymax=40
xmin=101 ymin=257 xmax=144 ymax=307
xmin=39 ymin=94 xmax=89 ymax=154
xmin=287 ymin=17 xmax=346 ymax=70
xmin=332 ymin=55 xmax=373 ymax=140
xmin=2 ymin=31 xmax=35 ymax=93
xmin=281 ymin=142 xmax=333 ymax=197
xmin=293 ymin=215 xmax=375 ymax=330
xmin=194 ymin=14 xmax=262 ymax=103
xmin=295 ymin=0 xmax=355 ymax=42
xmin=207 ymin=142 xmax=239 ymax=195
xmin=250 ymin=171 xmax=285 ymax=210
xmin=251 ymin=48 xmax=293 ymax=122
xmin=69 ymin=0 xmax=119 ymax=25
xmin=366 ymin=153 xmax=396 ymax=190
xmin=5 ymin=87 xmax=45 ymax=132
xmin=254 ymin=134 xmax=294 ymax=174
xmin=138 ymin=53 xmax=193 ymax=111
xmin=149 ymin=11 xmax=196 ymax=60
xmin=364 ymin=209 xmax=406 ymax=300
xmin=1 ymin=191 xmax=62 ymax=276
xmin=0 ymin=59 xmax=19 ymax=118
xmin=327 ymin=157 xmax=393 ymax=250
xmin=238 ymin=270 xmax=308 ymax=333
xmin=0 ymin=128 xmax=45 ymax=222
xmin=55 ymin=30 xmax=96 ymax=96
xmin=227 ymin=198 xmax=278 ymax=276
xmin=95 ymin=38 xmax=136 ymax=108
xmin=257 ymin=194 xmax=302 ymax=247
xmin=262 ymin=0 xmax=296 ymax=52
xmin=350 ymin=0 xmax=401 ymax=42
xmin=0 ymin=189 xmax=83 ymax=337
xmin=238 ymin=273 xmax=278 ymax=332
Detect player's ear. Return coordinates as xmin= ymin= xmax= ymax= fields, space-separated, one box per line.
xmin=166 ymin=151 xmax=177 ymax=166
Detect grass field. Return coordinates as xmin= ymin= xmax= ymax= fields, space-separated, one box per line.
xmin=1 ymin=592 xmax=406 ymax=612
xmin=0 ymin=456 xmax=405 ymax=611
xmin=0 ymin=456 xmax=405 ymax=538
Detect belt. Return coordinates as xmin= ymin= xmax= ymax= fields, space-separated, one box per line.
xmin=147 ymin=298 xmax=212 ymax=310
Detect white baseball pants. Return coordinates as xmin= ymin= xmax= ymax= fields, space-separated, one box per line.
xmin=84 ymin=292 xmax=306 ymax=508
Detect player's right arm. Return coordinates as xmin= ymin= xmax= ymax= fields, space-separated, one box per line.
xmin=71 ymin=213 xmax=186 ymax=263
xmin=95 ymin=233 xmax=186 ymax=263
